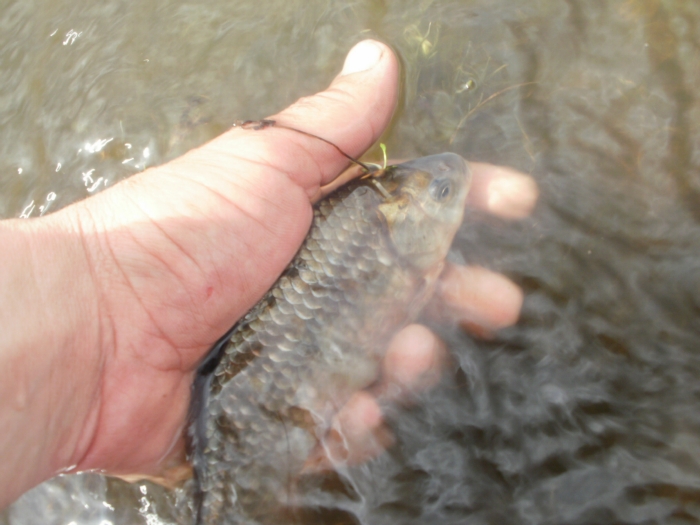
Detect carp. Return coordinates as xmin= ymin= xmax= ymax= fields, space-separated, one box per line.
xmin=190 ymin=152 xmax=471 ymax=524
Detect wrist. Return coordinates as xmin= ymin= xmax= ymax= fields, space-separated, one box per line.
xmin=0 ymin=212 xmax=103 ymax=507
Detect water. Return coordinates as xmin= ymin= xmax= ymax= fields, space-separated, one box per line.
xmin=3 ymin=0 xmax=700 ymax=523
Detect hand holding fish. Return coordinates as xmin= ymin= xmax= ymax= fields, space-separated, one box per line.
xmin=0 ymin=40 xmax=537 ymax=510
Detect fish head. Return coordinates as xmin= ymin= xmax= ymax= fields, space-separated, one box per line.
xmin=375 ymin=153 xmax=471 ymax=270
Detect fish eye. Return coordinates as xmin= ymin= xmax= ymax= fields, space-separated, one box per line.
xmin=429 ymin=178 xmax=452 ymax=202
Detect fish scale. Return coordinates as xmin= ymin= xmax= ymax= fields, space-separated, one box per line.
xmin=190 ymin=153 xmax=470 ymax=524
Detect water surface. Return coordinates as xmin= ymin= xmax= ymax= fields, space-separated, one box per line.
xmin=3 ymin=1 xmax=700 ymax=524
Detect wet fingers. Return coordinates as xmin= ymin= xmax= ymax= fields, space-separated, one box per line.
xmin=468 ymin=162 xmax=538 ymax=219
xmin=429 ymin=263 xmax=524 ymax=338
xmin=305 ymin=325 xmax=448 ymax=469
xmin=303 ymin=392 xmax=394 ymax=472
xmin=378 ymin=324 xmax=447 ymax=402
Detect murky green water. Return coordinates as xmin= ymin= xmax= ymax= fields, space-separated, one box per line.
xmin=3 ymin=0 xmax=700 ymax=523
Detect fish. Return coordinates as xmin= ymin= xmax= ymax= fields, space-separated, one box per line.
xmin=189 ymin=152 xmax=471 ymax=524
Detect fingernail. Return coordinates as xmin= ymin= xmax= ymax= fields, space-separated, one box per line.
xmin=341 ymin=40 xmax=383 ymax=76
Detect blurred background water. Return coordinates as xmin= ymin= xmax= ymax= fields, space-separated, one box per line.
xmin=3 ymin=0 xmax=700 ymax=524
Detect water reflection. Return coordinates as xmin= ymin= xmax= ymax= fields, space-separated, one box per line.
xmin=63 ymin=29 xmax=82 ymax=46
xmin=2 ymin=0 xmax=700 ymax=524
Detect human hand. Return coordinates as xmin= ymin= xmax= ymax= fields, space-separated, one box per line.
xmin=0 ymin=40 xmax=537 ymax=507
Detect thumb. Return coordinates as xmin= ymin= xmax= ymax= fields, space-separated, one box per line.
xmin=201 ymin=40 xmax=400 ymax=199
xmin=270 ymin=39 xmax=400 ymax=185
